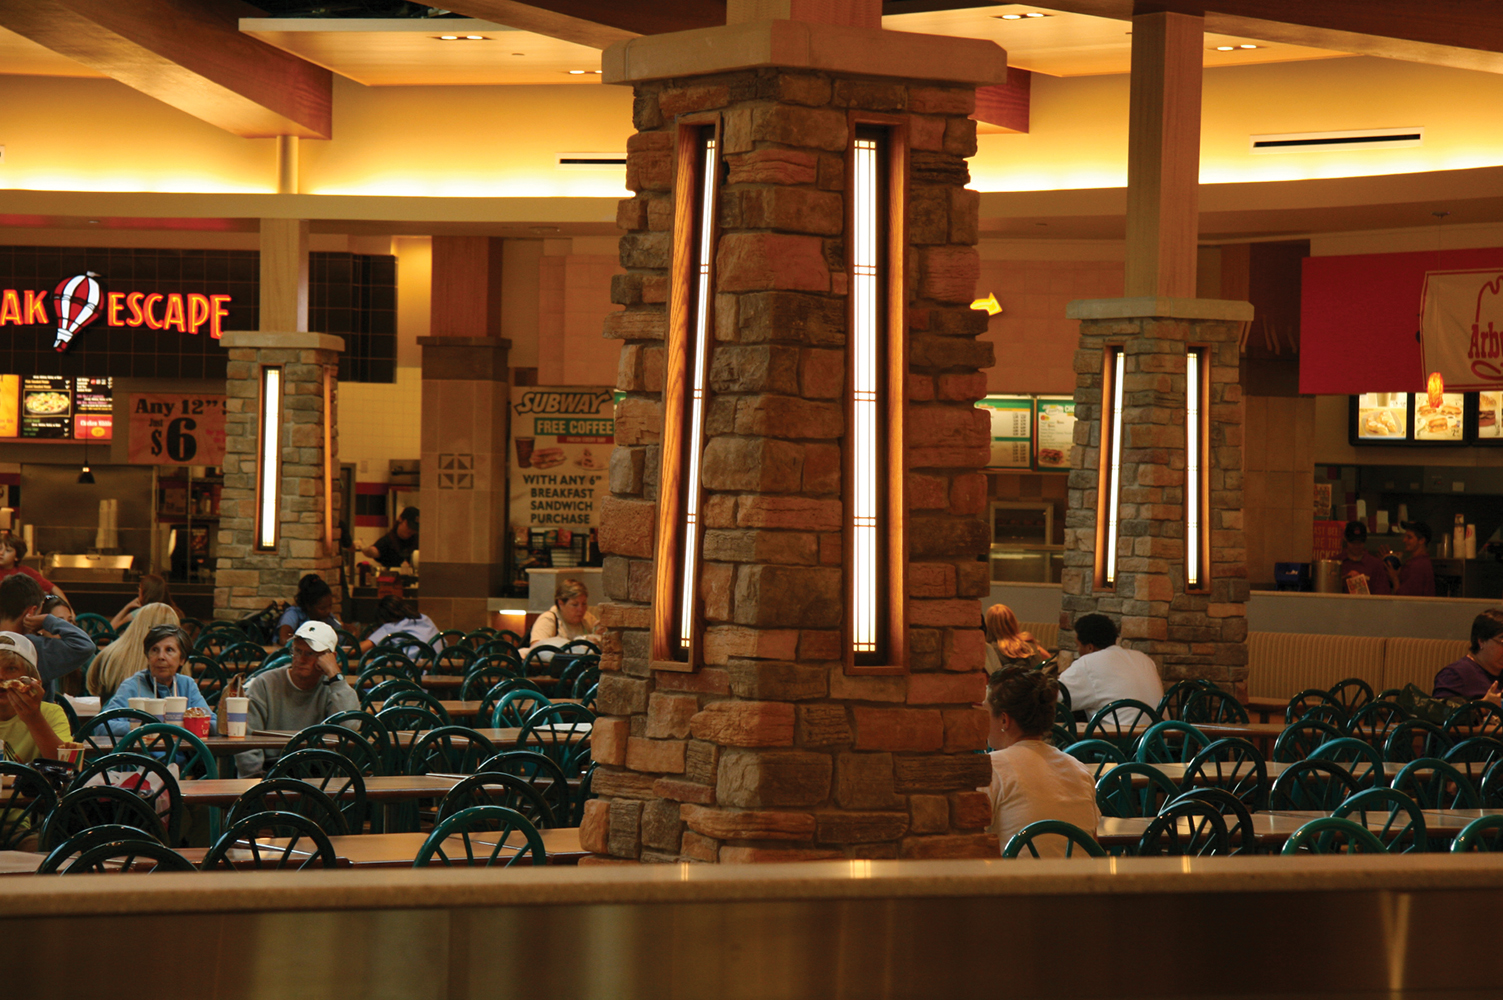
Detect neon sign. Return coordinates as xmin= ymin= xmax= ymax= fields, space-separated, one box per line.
xmin=0 ymin=273 xmax=233 ymax=351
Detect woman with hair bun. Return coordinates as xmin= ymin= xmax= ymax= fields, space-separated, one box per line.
xmin=277 ymin=573 xmax=341 ymax=645
xmin=982 ymin=664 xmax=1100 ymax=856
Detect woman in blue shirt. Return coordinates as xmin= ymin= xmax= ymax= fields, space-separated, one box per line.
xmin=103 ymin=623 xmax=210 ymax=734
xmin=276 ymin=574 xmax=341 ymax=644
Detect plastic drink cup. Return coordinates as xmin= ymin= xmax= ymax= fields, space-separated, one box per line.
xmin=514 ymin=437 xmax=535 ymax=467
xmin=225 ymin=697 xmax=249 ymax=738
xmin=163 ymin=696 xmax=187 ymax=726
xmin=143 ymin=698 xmax=165 ymax=724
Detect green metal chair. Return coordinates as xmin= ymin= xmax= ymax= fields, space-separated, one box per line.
xmin=1095 ymin=762 xmax=1180 ymax=818
xmin=412 ymin=805 xmax=546 ymax=868
xmin=1442 ymin=736 xmax=1503 ymax=771
xmin=0 ymin=761 xmax=58 ymax=851
xmin=188 ymin=653 xmax=231 ymax=707
xmin=1180 ymin=687 xmax=1249 ymax=725
xmin=461 ymin=666 xmax=516 ymax=703
xmin=1443 ymin=701 xmax=1503 ymax=741
xmin=217 ymin=641 xmax=269 ymax=676
xmin=1480 ymin=760 xmax=1503 ymax=809
xmin=266 ymin=748 xmax=369 ymax=835
xmin=1281 ymin=816 xmax=1387 ymax=855
xmin=1286 ymin=689 xmax=1346 ymax=726
xmin=1272 ymin=718 xmax=1343 ymax=763
xmin=1269 ymin=759 xmax=1360 ymax=811
xmin=1327 ymin=677 xmax=1376 ymax=715
xmin=1064 ymin=739 xmax=1127 ymax=779
xmin=115 ymin=723 xmax=217 ymax=782
xmin=59 ymin=838 xmax=196 ymax=873
xmin=1083 ymin=699 xmax=1162 ymax=752
xmin=1383 ymin=719 xmax=1453 ymax=763
xmin=40 ymin=784 xmax=169 ymax=851
xmin=74 ymin=612 xmax=115 ymax=641
xmin=1343 ymin=699 xmax=1410 ymax=749
xmin=438 ymin=629 xmax=467 ymax=650
xmin=478 ymin=750 xmax=573 ymax=828
xmin=435 ymin=644 xmax=477 ymax=675
xmin=202 ymin=810 xmax=340 ymax=870
xmin=437 ymin=772 xmax=560 ymax=829
xmin=1166 ymin=788 xmax=1257 ymax=856
xmin=1135 ymin=799 xmax=1230 ymax=857
xmin=1391 ymin=756 xmax=1481 ymax=810
xmin=1450 ymin=814 xmax=1503 ymax=853
xmin=491 ymin=688 xmax=554 ymax=729
xmin=1155 ymin=679 xmax=1212 ymax=722
xmin=1333 ymin=787 xmax=1428 ymax=854
xmin=1181 ymin=738 xmax=1268 ymax=812
xmin=406 ymin=725 xmax=498 ymax=776
xmin=383 ymin=688 xmax=453 ymax=725
xmin=1307 ymin=737 xmax=1385 ymax=788
xmin=1001 ymin=819 xmax=1106 ymax=859
xmin=70 ymin=752 xmax=184 ymax=844
xmin=74 ymin=708 xmax=158 ymax=750
xmin=226 ymin=777 xmax=348 ymax=837
xmin=360 ymin=676 xmax=423 ymax=711
xmin=291 ymin=718 xmax=390 ymax=777
xmin=517 ymin=703 xmax=594 ymax=778
xmin=37 ymin=823 xmax=167 ymax=873
xmin=1135 ymin=720 xmax=1211 ymax=764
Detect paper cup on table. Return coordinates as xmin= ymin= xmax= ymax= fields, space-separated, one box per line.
xmin=163 ymin=696 xmax=187 ymax=727
xmin=224 ymin=697 xmax=249 ymax=738
xmin=143 ymin=698 xmax=165 ymax=724
xmin=53 ymin=742 xmax=85 ymax=771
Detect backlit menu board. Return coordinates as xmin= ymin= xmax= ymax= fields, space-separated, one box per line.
xmin=1355 ymin=392 xmax=1408 ymax=441
xmin=3 ymin=375 xmax=112 ymax=441
xmin=977 ymin=395 xmax=1034 ymax=470
xmin=1034 ymin=396 xmax=1076 ymax=470
xmin=1480 ymin=390 xmax=1502 ymax=441
xmin=1414 ymin=392 xmax=1465 ymax=442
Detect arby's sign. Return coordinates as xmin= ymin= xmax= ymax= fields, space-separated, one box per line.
xmin=1421 ymin=268 xmax=1503 ymax=391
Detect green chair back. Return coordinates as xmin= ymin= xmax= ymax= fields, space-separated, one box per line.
xmin=1286 ymin=689 xmax=1346 ymax=726
xmin=1383 ymin=719 xmax=1453 ymax=763
xmin=1180 ymin=688 xmax=1249 ymax=725
xmin=74 ymin=708 xmax=158 ymax=752
xmin=1165 ymin=788 xmax=1256 ymax=855
xmin=1062 ymin=739 xmax=1126 ymax=779
xmin=360 ymin=676 xmax=423 ymax=711
xmin=1450 ymin=814 xmax=1503 ymax=853
xmin=217 ymin=641 xmax=268 ymax=675
xmin=0 ymin=761 xmax=58 ymax=851
xmin=1269 ymin=759 xmax=1360 ymax=811
xmin=226 ymin=777 xmax=348 ymax=837
xmin=203 ymin=810 xmax=340 ymax=870
xmin=74 ymin=612 xmax=114 ymax=638
xmin=412 ymin=805 xmax=546 ymax=868
xmin=1391 ymin=756 xmax=1481 ymax=810
xmin=1308 ymin=737 xmax=1385 ymax=788
xmin=1281 ymin=816 xmax=1387 ymax=855
xmin=1002 ymin=820 xmax=1105 ymax=859
xmin=61 ymin=838 xmax=196 ymax=873
xmin=41 ymin=784 xmax=169 ymax=851
xmin=492 ymin=688 xmax=554 ymax=729
xmin=1344 ymin=699 xmax=1409 ymax=748
xmin=478 ymin=750 xmax=573 ymax=828
xmin=1095 ymin=762 xmax=1179 ymax=818
xmin=384 ymin=688 xmax=453 ymax=725
xmin=1443 ymin=700 xmax=1503 ymax=740
xmin=1181 ymin=737 xmax=1268 ymax=812
xmin=115 ymin=722 xmax=217 ymax=782
xmin=1135 ymin=799 xmax=1230 ymax=857
xmin=437 ymin=772 xmax=560 ymax=829
xmin=283 ymin=722 xmax=388 ymax=778
xmin=407 ymin=725 xmax=498 ymax=776
xmin=1272 ymin=718 xmax=1343 ymax=763
xmin=1327 ymin=677 xmax=1375 ymax=715
xmin=188 ymin=653 xmax=230 ymax=707
xmin=1156 ymin=679 xmax=1212 ymax=722
xmin=37 ymin=823 xmax=166 ymax=873
xmin=71 ymin=751 xmax=184 ymax=844
xmin=1333 ymin=787 xmax=1428 ymax=854
xmin=1083 ymin=699 xmax=1161 ymax=752
xmin=267 ymin=748 xmax=369 ymax=834
xmin=1135 ymin=721 xmax=1211 ymax=764
xmin=517 ymin=703 xmax=595 ymax=777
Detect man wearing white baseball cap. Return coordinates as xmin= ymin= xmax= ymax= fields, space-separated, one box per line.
xmin=235 ymin=620 xmax=357 ymax=778
xmin=0 ymin=630 xmax=70 ymax=763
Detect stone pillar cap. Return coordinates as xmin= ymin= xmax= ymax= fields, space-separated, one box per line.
xmin=1065 ymin=297 xmax=1255 ymax=322
xmin=603 ymin=18 xmax=1008 ymax=87
xmin=220 ymin=331 xmax=345 ymax=352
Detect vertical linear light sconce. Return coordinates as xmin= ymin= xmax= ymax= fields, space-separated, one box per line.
xmin=1095 ymin=348 xmax=1125 ymax=588
xmin=846 ymin=121 xmax=907 ymax=674
xmin=255 ymin=366 xmax=283 ymax=552
xmin=652 ymin=119 xmax=720 ymax=668
xmin=322 ymin=369 xmax=335 ymax=554
xmin=1185 ymin=346 xmax=1210 ymax=591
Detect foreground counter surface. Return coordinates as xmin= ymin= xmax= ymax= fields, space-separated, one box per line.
xmin=3 ymin=855 xmax=1502 ymax=998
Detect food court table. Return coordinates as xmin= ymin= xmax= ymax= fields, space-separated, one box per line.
xmin=255 ymin=828 xmax=586 ymax=867
xmin=1095 ymin=808 xmax=1503 ymax=849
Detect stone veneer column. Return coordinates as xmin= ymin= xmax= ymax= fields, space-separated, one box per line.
xmin=215 ymin=332 xmax=344 ymax=619
xmin=584 ymin=20 xmax=1007 ymax=863
xmin=1059 ymin=298 xmax=1253 ymax=691
xmin=417 ymin=335 xmax=511 ymax=630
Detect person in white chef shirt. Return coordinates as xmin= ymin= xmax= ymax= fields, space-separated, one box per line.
xmin=1057 ymin=613 xmax=1163 ymax=720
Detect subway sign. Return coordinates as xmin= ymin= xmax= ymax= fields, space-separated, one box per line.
xmin=0 ymin=272 xmax=232 ymax=352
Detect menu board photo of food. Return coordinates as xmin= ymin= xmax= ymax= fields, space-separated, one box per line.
xmin=977 ymin=395 xmax=1034 ymax=470
xmin=1414 ymin=391 xmax=1465 ymax=442
xmin=1034 ymin=397 xmax=1076 ymax=470
xmin=1478 ymin=391 xmax=1502 ymax=440
xmin=1355 ymin=392 xmax=1408 ymax=441
xmin=21 ymin=376 xmax=71 ymax=439
xmin=0 ymin=374 xmax=114 ymax=441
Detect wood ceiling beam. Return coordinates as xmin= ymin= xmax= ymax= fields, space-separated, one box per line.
xmin=961 ymin=0 xmax=1503 ymax=74
xmin=448 ymin=0 xmax=725 ymax=40
xmin=0 ymin=0 xmax=331 ymax=138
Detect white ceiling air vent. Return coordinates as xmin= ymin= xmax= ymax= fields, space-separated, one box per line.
xmin=557 ymin=152 xmax=627 ymax=169
xmin=1249 ymin=127 xmax=1423 ymax=154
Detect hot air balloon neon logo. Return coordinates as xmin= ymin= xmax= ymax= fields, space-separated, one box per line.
xmin=51 ymin=272 xmax=105 ymax=352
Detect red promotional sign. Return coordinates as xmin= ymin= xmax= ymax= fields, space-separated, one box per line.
xmin=127 ymin=393 xmax=226 ymax=465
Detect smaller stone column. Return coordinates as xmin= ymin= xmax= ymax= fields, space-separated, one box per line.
xmin=215 ymin=332 xmax=344 ymax=621
xmin=1060 ymin=298 xmax=1253 ymax=691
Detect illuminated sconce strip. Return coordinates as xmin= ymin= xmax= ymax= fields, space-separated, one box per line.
xmin=851 ymin=135 xmax=881 ymax=657
xmin=1101 ymin=349 xmax=1125 ymax=587
xmin=679 ymin=136 xmax=717 ymax=649
xmin=255 ymin=366 xmax=283 ymax=551
xmin=1185 ymin=347 xmax=1209 ymax=590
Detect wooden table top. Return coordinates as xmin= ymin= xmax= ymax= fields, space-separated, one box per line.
xmin=177 ymin=774 xmax=465 ymax=808
xmin=1094 ymin=808 xmax=1503 ymax=846
xmin=256 ymin=828 xmax=585 ymax=867
xmin=84 ymin=733 xmax=291 ymax=756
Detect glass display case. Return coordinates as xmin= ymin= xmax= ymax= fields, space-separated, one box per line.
xmin=989 ymin=501 xmax=1063 ymax=583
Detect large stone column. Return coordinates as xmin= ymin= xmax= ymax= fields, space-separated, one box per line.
xmin=585 ymin=16 xmax=1007 ymax=863
xmin=216 ymin=220 xmax=344 ymax=621
xmin=417 ymin=236 xmax=510 ymax=631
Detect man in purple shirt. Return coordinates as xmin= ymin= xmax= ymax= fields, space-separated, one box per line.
xmin=1338 ymin=520 xmax=1390 ymax=595
xmin=1433 ymin=609 xmax=1503 ymax=703
xmin=1386 ymin=522 xmax=1436 ymax=597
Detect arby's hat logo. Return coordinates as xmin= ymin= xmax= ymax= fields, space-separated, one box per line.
xmin=51 ymin=271 xmax=105 ymax=353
